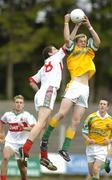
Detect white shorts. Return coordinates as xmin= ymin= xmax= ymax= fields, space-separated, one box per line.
xmin=34 ymin=85 xmax=57 ymax=111
xmin=63 ymin=80 xmax=89 ymax=108
xmin=5 ymin=141 xmax=23 ymax=160
xmin=86 ymin=144 xmax=108 ymax=163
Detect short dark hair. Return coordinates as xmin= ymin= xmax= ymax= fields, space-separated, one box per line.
xmin=42 ymin=46 xmax=53 ymax=59
xmin=99 ymin=98 xmax=110 ymax=106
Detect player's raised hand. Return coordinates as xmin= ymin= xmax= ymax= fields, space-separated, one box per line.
xmin=82 ymin=16 xmax=91 ymax=28
xmin=64 ymin=14 xmax=71 ymax=23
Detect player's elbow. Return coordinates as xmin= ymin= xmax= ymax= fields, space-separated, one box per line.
xmin=95 ymin=38 xmax=101 ymax=48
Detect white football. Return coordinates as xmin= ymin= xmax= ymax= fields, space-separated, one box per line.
xmin=70 ymin=9 xmax=85 ymax=23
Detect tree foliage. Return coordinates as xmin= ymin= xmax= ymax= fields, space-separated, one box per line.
xmin=0 ymin=0 xmax=112 ymax=101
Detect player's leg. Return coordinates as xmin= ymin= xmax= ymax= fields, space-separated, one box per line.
xmin=104 ymin=158 xmax=111 ymax=173
xmin=17 ymin=159 xmax=27 ymax=180
xmin=40 ymin=80 xmax=74 ymax=156
xmin=19 ymin=86 xmax=58 ymax=168
xmin=40 ymin=98 xmax=73 ymax=161
xmin=59 ymin=105 xmax=86 ymax=161
xmin=19 ymin=107 xmax=52 ymax=166
xmin=1 ymin=145 xmax=14 ymax=180
xmin=41 ymin=97 xmax=73 ymax=142
xmin=86 ymin=148 xmax=95 ymax=179
xmin=87 ymin=162 xmax=94 ymax=179
xmin=27 ymin=107 xmax=52 ymax=141
xmin=92 ymin=159 xmax=104 ymax=179
xmin=58 ymin=80 xmax=88 ymax=161
xmin=103 ymin=144 xmax=111 ymax=173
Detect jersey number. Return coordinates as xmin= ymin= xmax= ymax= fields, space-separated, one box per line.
xmin=44 ymin=62 xmax=53 ymax=72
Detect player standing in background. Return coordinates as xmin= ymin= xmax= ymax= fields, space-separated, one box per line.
xmin=19 ymin=13 xmax=74 ymax=171
xmin=0 ymin=95 xmax=36 ymax=180
xmin=39 ymin=13 xmax=101 ymax=166
xmin=82 ymin=99 xmax=112 ymax=180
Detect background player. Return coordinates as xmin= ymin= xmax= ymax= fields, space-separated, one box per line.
xmin=0 ymin=95 xmax=36 ymax=180
xmin=82 ymin=99 xmax=112 ymax=180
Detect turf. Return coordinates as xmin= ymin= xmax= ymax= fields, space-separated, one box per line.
xmin=7 ymin=174 xmax=111 ymax=180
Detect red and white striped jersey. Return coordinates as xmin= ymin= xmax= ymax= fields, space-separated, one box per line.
xmin=1 ymin=111 xmax=36 ymax=144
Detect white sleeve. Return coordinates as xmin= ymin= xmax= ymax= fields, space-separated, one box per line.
xmin=1 ymin=112 xmax=8 ymax=123
xmin=31 ymin=67 xmax=43 ymax=83
xmin=51 ymin=48 xmax=66 ymax=63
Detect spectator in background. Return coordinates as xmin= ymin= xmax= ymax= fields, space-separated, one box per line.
xmin=0 ymin=95 xmax=36 ymax=180
xmin=82 ymin=99 xmax=112 ymax=180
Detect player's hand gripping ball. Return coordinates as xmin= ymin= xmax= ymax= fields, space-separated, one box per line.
xmin=70 ymin=9 xmax=85 ymax=23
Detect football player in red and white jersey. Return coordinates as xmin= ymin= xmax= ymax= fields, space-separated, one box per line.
xmin=19 ymin=14 xmax=74 ymax=171
xmin=0 ymin=95 xmax=36 ymax=180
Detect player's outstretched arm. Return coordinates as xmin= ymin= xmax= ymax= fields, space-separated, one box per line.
xmin=28 ymin=77 xmax=39 ymax=92
xmin=64 ymin=14 xmax=71 ymax=48
xmin=82 ymin=16 xmax=101 ymax=48
xmin=29 ymin=81 xmax=39 ymax=92
xmin=70 ymin=22 xmax=82 ymax=41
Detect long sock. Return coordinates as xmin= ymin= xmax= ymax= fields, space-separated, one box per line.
xmin=101 ymin=162 xmax=105 ymax=170
xmin=1 ymin=175 xmax=6 ymax=180
xmin=42 ymin=118 xmax=59 ymax=140
xmin=101 ymin=158 xmax=110 ymax=170
xmin=40 ymin=139 xmax=48 ymax=159
xmin=104 ymin=158 xmax=110 ymax=168
xmin=21 ymin=178 xmax=27 ymax=180
xmin=40 ymin=118 xmax=59 ymax=159
xmin=23 ymin=139 xmax=33 ymax=155
xmin=103 ymin=158 xmax=110 ymax=173
xmin=40 ymin=150 xmax=48 ymax=159
xmin=62 ymin=127 xmax=75 ymax=151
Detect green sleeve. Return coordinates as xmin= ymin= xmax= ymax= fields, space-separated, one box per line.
xmin=65 ymin=40 xmax=76 ymax=54
xmin=87 ymin=38 xmax=98 ymax=51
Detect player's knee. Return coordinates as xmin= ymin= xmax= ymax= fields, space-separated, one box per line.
xmin=38 ymin=121 xmax=46 ymax=130
xmin=3 ymin=156 xmax=10 ymax=162
xmin=42 ymin=123 xmax=47 ymax=129
xmin=72 ymin=117 xmax=81 ymax=126
xmin=57 ymin=112 xmax=65 ymax=120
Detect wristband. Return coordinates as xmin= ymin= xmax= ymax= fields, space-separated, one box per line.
xmin=65 ymin=22 xmax=68 ymax=24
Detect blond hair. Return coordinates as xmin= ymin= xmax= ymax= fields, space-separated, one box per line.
xmin=75 ymin=33 xmax=87 ymax=42
xmin=14 ymin=95 xmax=24 ymax=101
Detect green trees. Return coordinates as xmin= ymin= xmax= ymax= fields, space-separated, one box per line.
xmin=0 ymin=0 xmax=112 ymax=101
xmin=0 ymin=0 xmax=75 ymax=99
xmin=89 ymin=0 xmax=112 ymax=101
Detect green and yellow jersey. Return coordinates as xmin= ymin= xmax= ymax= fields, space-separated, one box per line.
xmin=67 ymin=38 xmax=98 ymax=79
xmin=82 ymin=111 xmax=112 ymax=145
